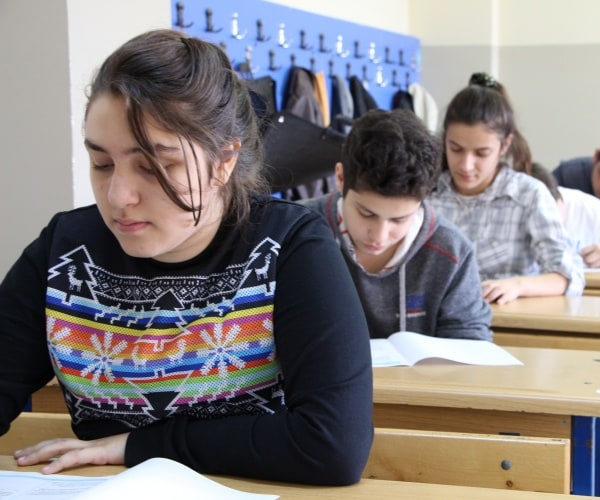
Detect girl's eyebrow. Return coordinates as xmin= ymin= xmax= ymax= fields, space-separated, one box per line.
xmin=448 ymin=139 xmax=492 ymax=151
xmin=84 ymin=138 xmax=181 ymax=155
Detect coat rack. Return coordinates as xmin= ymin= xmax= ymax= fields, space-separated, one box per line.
xmin=172 ymin=0 xmax=420 ymax=111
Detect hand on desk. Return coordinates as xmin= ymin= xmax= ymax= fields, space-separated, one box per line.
xmin=581 ymin=243 xmax=600 ymax=268
xmin=481 ymin=278 xmax=521 ymax=304
xmin=13 ymin=432 xmax=128 ymax=474
xmin=482 ymin=272 xmax=568 ymax=304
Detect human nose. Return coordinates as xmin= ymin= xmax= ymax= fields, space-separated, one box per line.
xmin=368 ymin=220 xmax=387 ymax=243
xmin=107 ymin=167 xmax=140 ymax=208
xmin=460 ymin=153 xmax=477 ymax=172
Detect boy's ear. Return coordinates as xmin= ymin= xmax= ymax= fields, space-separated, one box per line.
xmin=335 ymin=162 xmax=344 ymax=193
xmin=593 ymin=148 xmax=600 ymax=164
xmin=212 ymin=141 xmax=240 ymax=187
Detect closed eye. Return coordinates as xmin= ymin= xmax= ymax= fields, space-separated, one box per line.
xmin=358 ymin=210 xmax=375 ymax=218
xmin=91 ymin=162 xmax=113 ymax=170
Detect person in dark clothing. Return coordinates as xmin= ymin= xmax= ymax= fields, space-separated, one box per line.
xmin=0 ymin=29 xmax=373 ymax=485
xmin=552 ymin=151 xmax=600 ymax=198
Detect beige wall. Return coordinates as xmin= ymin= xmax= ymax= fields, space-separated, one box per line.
xmin=411 ymin=0 xmax=600 ymax=171
xmin=67 ymin=0 xmax=171 ymax=208
xmin=2 ymin=0 xmax=599 ymax=279
xmin=0 ymin=1 xmax=72 ymax=278
xmin=0 ymin=0 xmax=170 ymax=279
xmin=265 ymin=0 xmax=408 ymax=33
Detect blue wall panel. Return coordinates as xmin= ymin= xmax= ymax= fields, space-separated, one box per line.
xmin=172 ymin=0 xmax=420 ymax=112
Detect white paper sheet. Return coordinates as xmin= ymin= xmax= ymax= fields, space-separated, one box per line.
xmin=370 ymin=331 xmax=523 ymax=367
xmin=0 ymin=457 xmax=279 ymax=499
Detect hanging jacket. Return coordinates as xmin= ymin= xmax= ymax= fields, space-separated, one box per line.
xmin=283 ymin=66 xmax=324 ymax=126
xmin=392 ymin=89 xmax=414 ymax=112
xmin=408 ymin=82 xmax=438 ymax=134
xmin=281 ymin=66 xmax=333 ymax=200
xmin=348 ymin=75 xmax=379 ymax=118
xmin=330 ymin=74 xmax=354 ymax=135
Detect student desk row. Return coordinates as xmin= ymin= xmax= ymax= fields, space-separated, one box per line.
xmin=29 ymin=346 xmax=600 ymax=495
xmin=490 ymin=295 xmax=600 ymax=350
xmin=0 ymin=456 xmax=588 ymax=500
xmin=372 ymin=346 xmax=600 ymax=496
xmin=584 ymin=271 xmax=600 ymax=296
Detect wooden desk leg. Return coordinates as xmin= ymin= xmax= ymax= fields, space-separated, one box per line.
xmin=571 ymin=416 xmax=597 ymax=496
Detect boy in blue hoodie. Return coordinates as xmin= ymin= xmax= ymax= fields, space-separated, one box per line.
xmin=302 ymin=109 xmax=491 ymax=339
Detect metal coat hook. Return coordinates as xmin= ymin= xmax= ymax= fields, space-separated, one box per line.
xmin=375 ymin=65 xmax=388 ymax=87
xmin=361 ymin=64 xmax=371 ymax=86
xmin=354 ymin=41 xmax=365 ymax=59
xmin=268 ymin=50 xmax=281 ymax=71
xmin=235 ymin=45 xmax=259 ymax=78
xmin=204 ymin=8 xmax=221 ymax=33
xmin=175 ymin=2 xmax=193 ymax=29
xmin=278 ymin=23 xmax=292 ymax=48
xmin=319 ymin=33 xmax=332 ymax=54
xmin=346 ymin=62 xmax=352 ymax=80
xmin=256 ymin=19 xmax=270 ymax=42
xmin=368 ymin=42 xmax=381 ymax=63
xmin=411 ymin=51 xmax=421 ymax=72
xmin=231 ymin=12 xmax=247 ymax=40
xmin=300 ymin=30 xmax=312 ymax=50
xmin=310 ymin=57 xmax=316 ymax=74
xmin=391 ymin=69 xmax=409 ymax=89
xmin=384 ymin=46 xmax=394 ymax=64
xmin=328 ymin=59 xmax=335 ymax=77
xmin=290 ymin=53 xmax=297 ymax=67
xmin=335 ymin=35 xmax=350 ymax=58
xmin=398 ymin=49 xmax=405 ymax=66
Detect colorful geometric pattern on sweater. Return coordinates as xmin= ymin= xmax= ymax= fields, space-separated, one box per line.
xmin=45 ymin=238 xmax=283 ymax=428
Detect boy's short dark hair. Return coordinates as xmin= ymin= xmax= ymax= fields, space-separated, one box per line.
xmin=341 ymin=108 xmax=441 ymax=199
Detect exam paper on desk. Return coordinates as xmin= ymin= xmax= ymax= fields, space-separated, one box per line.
xmin=0 ymin=457 xmax=279 ymax=499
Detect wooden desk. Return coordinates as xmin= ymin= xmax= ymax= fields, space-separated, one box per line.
xmin=584 ymin=271 xmax=600 ymax=296
xmin=30 ymin=377 xmax=67 ymax=413
xmin=372 ymin=346 xmax=600 ymax=496
xmin=0 ymin=457 xmax=587 ymax=499
xmin=490 ymin=296 xmax=600 ymax=350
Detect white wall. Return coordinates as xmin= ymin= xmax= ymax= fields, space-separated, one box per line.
xmin=67 ymin=0 xmax=171 ymax=208
xmin=409 ymin=0 xmax=600 ymax=171
xmin=0 ymin=1 xmax=72 ymax=278
xmin=498 ymin=0 xmax=600 ymax=169
xmin=0 ymin=0 xmax=170 ymax=279
xmin=265 ymin=0 xmax=408 ymax=34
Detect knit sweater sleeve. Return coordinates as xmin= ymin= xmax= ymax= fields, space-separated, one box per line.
xmin=125 ymin=210 xmax=374 ymax=485
xmin=0 ymin=220 xmax=57 ymax=433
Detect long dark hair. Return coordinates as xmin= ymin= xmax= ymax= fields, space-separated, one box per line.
xmin=85 ymin=29 xmax=268 ymax=225
xmin=441 ymin=72 xmax=532 ymax=174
